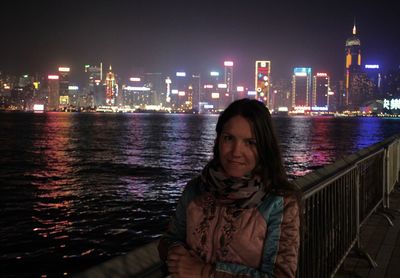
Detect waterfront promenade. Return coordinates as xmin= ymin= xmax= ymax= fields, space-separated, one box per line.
xmin=74 ymin=187 xmax=400 ymax=278
xmin=335 ymin=187 xmax=400 ymax=278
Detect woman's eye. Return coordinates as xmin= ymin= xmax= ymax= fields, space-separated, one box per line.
xmin=223 ymin=135 xmax=233 ymax=141
xmin=247 ymin=140 xmax=257 ymax=146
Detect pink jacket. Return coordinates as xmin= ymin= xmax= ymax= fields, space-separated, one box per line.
xmin=159 ymin=177 xmax=300 ymax=277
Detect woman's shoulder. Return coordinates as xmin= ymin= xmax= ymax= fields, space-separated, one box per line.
xmin=180 ymin=176 xmax=206 ymax=201
xmin=258 ymin=192 xmax=299 ymax=214
xmin=184 ymin=176 xmax=203 ymax=192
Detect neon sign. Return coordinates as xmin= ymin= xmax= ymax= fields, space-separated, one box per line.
xmin=294 ymin=67 xmax=311 ymax=76
xmin=176 ymin=72 xmax=186 ymax=77
xmin=384 ymin=99 xmax=400 ymax=110
xmin=365 ymin=65 xmax=380 ymax=69
xmin=212 ymin=93 xmax=220 ymax=99
xmin=58 ymin=67 xmax=70 ymax=72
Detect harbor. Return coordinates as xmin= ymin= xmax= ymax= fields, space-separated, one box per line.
xmin=2 ymin=112 xmax=400 ymax=277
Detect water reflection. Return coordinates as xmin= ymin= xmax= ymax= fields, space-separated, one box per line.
xmin=355 ymin=117 xmax=384 ymax=149
xmin=29 ymin=113 xmax=76 ymax=266
xmin=274 ymin=116 xmax=314 ymax=178
xmin=2 ymin=112 xmax=400 ymax=277
xmin=273 ymin=116 xmax=399 ymax=178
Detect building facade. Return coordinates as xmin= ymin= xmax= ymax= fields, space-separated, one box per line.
xmin=255 ymin=61 xmax=271 ymax=107
xmin=345 ymin=22 xmax=363 ymax=110
xmin=292 ymin=67 xmax=312 ymax=109
xmin=312 ymin=73 xmax=330 ymax=109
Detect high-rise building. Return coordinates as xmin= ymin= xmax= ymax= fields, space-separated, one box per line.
xmin=312 ymin=73 xmax=330 ymax=109
xmin=381 ymin=67 xmax=400 ymax=99
xmin=345 ymin=21 xmax=363 ymax=109
xmin=105 ymin=65 xmax=117 ymax=105
xmin=364 ymin=64 xmax=382 ymax=98
xmin=58 ymin=67 xmax=70 ymax=107
xmin=255 ymin=61 xmax=271 ymax=106
xmin=349 ymin=73 xmax=375 ymax=109
xmin=191 ymin=74 xmax=201 ymax=112
xmin=47 ymin=75 xmax=60 ymax=110
xmin=292 ymin=67 xmax=312 ymax=108
xmin=270 ymin=78 xmax=292 ymax=110
xmin=224 ymin=61 xmax=234 ymax=95
xmin=144 ymin=72 xmax=164 ymax=106
xmin=18 ymin=74 xmax=34 ymax=87
xmin=84 ymin=64 xmax=103 ymax=107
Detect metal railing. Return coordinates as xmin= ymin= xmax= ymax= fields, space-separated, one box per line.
xmin=75 ymin=134 xmax=400 ymax=278
xmin=385 ymin=139 xmax=400 ymax=208
xmin=295 ymin=134 xmax=400 ymax=277
xmin=297 ymin=166 xmax=358 ymax=278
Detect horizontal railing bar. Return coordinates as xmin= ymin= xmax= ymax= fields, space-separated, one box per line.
xmin=301 ymin=165 xmax=357 ymax=200
xmin=354 ymin=148 xmax=385 ymax=166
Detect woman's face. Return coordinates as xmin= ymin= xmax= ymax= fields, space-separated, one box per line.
xmin=218 ymin=115 xmax=258 ymax=178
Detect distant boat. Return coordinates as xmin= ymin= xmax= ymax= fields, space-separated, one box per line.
xmin=96 ymin=105 xmax=135 ymax=113
xmin=96 ymin=106 xmax=117 ymax=112
xmin=117 ymin=106 xmax=135 ymax=113
xmin=274 ymin=110 xmax=289 ymax=116
xmin=273 ymin=107 xmax=289 ymax=116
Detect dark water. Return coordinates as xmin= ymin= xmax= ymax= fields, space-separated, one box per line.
xmin=1 ymin=112 xmax=399 ymax=277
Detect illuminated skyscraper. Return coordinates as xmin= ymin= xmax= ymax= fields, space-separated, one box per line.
xmin=255 ymin=61 xmax=271 ymax=106
xmin=105 ymin=65 xmax=117 ymax=105
xmin=364 ymin=64 xmax=382 ymax=98
xmin=224 ymin=61 xmax=234 ymax=95
xmin=312 ymin=73 xmax=330 ymax=109
xmin=47 ymin=75 xmax=60 ymax=110
xmin=191 ymin=74 xmax=201 ymax=112
xmin=58 ymin=67 xmax=70 ymax=106
xmin=144 ymin=72 xmax=163 ymax=106
xmin=170 ymin=71 xmax=188 ymax=110
xmin=85 ymin=64 xmax=103 ymax=107
xmin=345 ymin=21 xmax=363 ymax=109
xmin=292 ymin=67 xmax=312 ymax=108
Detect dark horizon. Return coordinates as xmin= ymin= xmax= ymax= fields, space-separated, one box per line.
xmin=1 ymin=0 xmax=399 ymax=87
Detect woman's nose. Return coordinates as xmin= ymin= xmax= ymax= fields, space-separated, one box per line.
xmin=231 ymin=141 xmax=242 ymax=156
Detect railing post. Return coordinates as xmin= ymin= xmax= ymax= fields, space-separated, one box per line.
xmin=397 ymin=138 xmax=400 ymax=185
xmin=355 ymin=165 xmax=378 ymax=268
xmin=356 ymin=166 xmax=360 ymax=250
xmin=384 ymin=148 xmax=389 ymax=209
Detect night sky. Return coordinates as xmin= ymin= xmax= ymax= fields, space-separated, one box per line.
xmin=1 ymin=0 xmax=399 ymax=87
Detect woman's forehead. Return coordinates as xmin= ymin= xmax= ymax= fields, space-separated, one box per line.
xmin=221 ymin=116 xmax=255 ymax=136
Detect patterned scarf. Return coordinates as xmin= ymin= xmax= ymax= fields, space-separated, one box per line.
xmin=200 ymin=162 xmax=268 ymax=208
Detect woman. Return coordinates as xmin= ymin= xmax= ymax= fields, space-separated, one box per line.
xmin=158 ymin=99 xmax=300 ymax=277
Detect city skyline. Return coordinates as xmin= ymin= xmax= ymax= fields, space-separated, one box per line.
xmin=1 ymin=0 xmax=399 ymax=86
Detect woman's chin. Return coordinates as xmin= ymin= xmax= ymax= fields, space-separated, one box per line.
xmin=223 ymin=169 xmax=247 ymax=178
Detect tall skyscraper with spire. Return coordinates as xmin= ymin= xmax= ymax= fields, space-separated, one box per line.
xmin=105 ymin=65 xmax=117 ymax=105
xmin=344 ymin=20 xmax=363 ymax=109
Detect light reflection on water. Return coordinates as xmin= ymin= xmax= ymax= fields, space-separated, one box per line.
xmin=1 ymin=112 xmax=400 ymax=277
